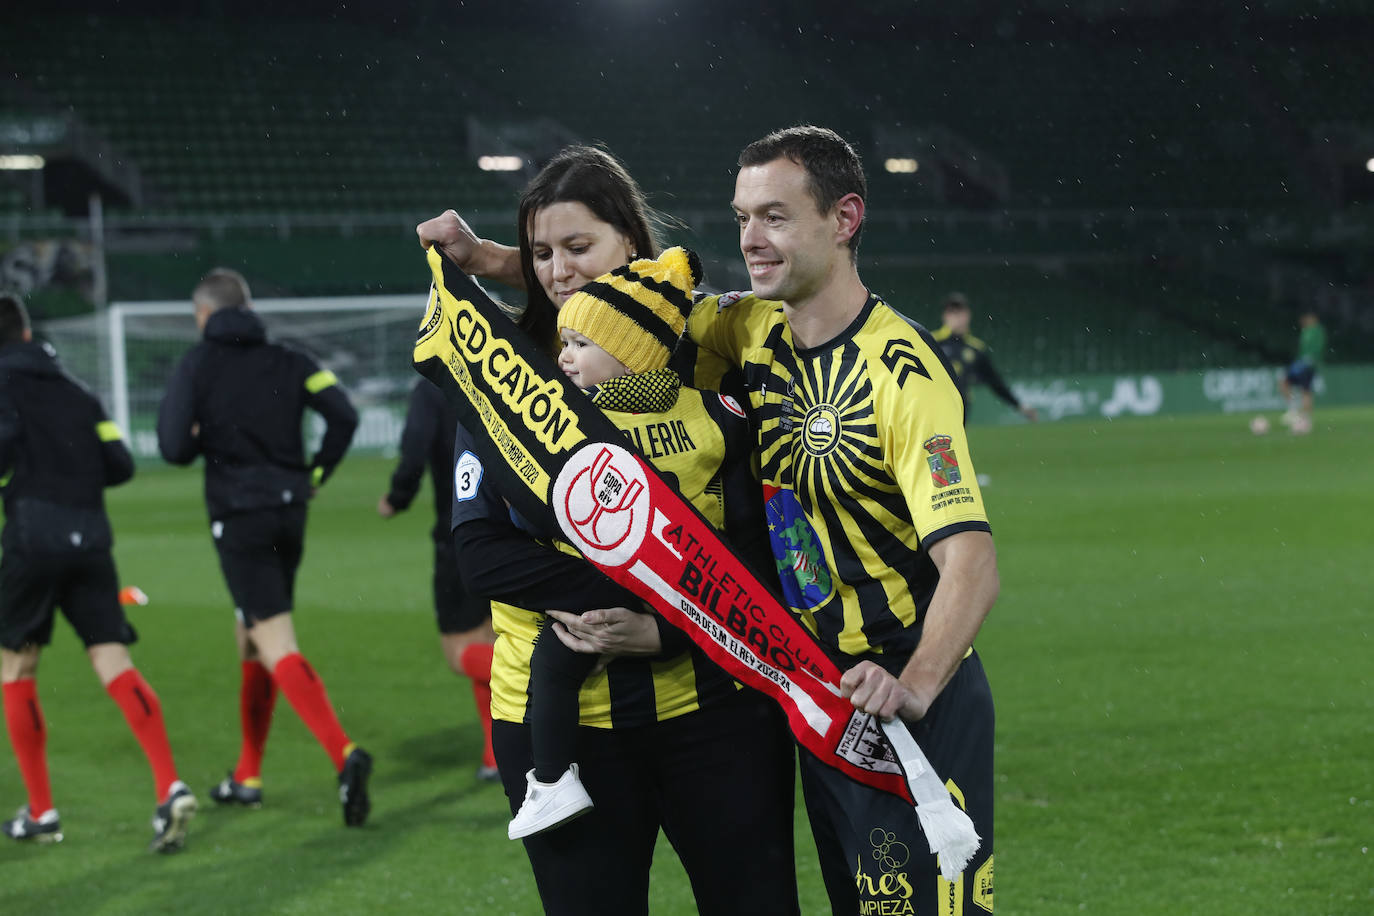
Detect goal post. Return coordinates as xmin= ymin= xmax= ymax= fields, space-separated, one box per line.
xmin=42 ymin=295 xmax=431 ymax=459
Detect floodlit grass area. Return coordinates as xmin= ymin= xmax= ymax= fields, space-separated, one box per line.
xmin=2 ymin=406 xmax=1370 ymax=914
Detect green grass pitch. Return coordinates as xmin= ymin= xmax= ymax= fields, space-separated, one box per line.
xmin=2 ymin=406 xmax=1370 ymax=914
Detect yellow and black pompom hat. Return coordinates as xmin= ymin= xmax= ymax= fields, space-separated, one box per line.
xmin=558 ymin=246 xmax=703 ymax=375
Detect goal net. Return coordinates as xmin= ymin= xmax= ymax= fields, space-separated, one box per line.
xmin=39 ymin=295 xmax=430 ymax=459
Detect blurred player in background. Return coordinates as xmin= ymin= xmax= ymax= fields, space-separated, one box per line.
xmin=377 ymin=378 xmax=498 ymax=782
xmin=933 ymin=292 xmax=1038 ymax=423
xmin=0 ymin=293 xmax=196 ymax=851
xmin=1278 ymin=310 xmax=1326 ymax=434
xmin=156 ymin=268 xmax=373 ymax=827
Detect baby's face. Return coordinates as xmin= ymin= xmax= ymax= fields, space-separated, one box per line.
xmin=558 ymin=328 xmax=630 ymax=389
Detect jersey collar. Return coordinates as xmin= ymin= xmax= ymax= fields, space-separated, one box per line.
xmin=791 ymin=292 xmax=881 ymax=358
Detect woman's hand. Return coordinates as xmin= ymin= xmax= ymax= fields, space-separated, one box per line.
xmin=415 ymin=210 xmax=524 ymax=286
xmin=546 ymin=607 xmax=662 ymax=658
xmin=416 ymin=210 xmax=482 ymax=270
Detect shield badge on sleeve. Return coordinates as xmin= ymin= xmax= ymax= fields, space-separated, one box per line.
xmin=923 ymin=434 xmax=962 ymax=488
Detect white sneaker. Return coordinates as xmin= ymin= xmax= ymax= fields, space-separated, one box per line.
xmin=507 ymin=764 xmax=593 ymax=840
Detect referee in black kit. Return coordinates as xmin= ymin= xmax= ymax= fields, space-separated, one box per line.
xmin=1 ymin=293 xmax=196 ymax=851
xmin=157 ymin=268 xmax=373 ymax=826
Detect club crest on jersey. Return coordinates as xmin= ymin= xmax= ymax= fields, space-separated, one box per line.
xmin=715 ymin=290 xmax=747 ymax=311
xmin=801 ymin=403 xmax=842 ymax=457
xmin=765 ymin=486 xmax=833 ymax=609
xmin=923 ymin=434 xmax=962 ymax=488
xmin=553 ymin=443 xmax=650 ymax=567
xmin=718 ymin=393 xmax=746 ymax=419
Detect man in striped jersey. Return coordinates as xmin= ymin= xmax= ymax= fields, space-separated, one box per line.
xmin=689 ymin=126 xmax=1001 ymax=915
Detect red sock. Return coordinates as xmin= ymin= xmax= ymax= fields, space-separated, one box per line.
xmin=459 ymin=643 xmax=496 ymax=769
xmin=233 ymin=660 xmax=277 ymax=784
xmin=272 ymin=653 xmax=352 ymax=771
xmin=106 ymin=669 xmax=179 ymax=802
xmin=3 ymin=679 xmax=53 ymax=817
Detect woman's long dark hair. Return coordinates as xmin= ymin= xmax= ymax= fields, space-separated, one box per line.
xmin=516 ymin=145 xmax=661 ymax=352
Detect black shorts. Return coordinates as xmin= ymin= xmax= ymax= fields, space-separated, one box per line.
xmin=0 ymin=547 xmax=137 ymax=651
xmin=1285 ymin=361 xmax=1317 ymax=391
xmin=799 ymin=650 xmax=995 ymax=916
xmin=492 ymin=688 xmax=800 ymax=916
xmin=211 ymin=506 xmax=307 ymax=624
xmin=433 ymin=540 xmax=489 ymax=634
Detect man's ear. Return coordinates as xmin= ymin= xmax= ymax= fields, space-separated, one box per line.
xmin=834 ymin=192 xmax=865 ymax=247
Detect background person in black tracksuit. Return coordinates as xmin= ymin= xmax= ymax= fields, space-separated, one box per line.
xmin=377 ymin=379 xmax=497 ymax=782
xmin=932 ymin=292 xmax=1039 ymax=424
xmin=156 ymin=268 xmax=372 ymax=827
xmin=0 ymin=294 xmax=196 ymax=851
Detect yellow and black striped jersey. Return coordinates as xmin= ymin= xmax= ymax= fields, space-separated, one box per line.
xmin=689 ymin=291 xmax=991 ymax=658
xmin=472 ymin=369 xmax=754 ymax=728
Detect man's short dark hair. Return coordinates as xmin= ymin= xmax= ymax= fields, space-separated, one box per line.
xmin=193 ymin=268 xmax=251 ymax=312
xmin=738 ymin=125 xmax=867 ymax=256
xmin=0 ymin=293 xmax=30 ymax=345
xmin=943 ymin=292 xmax=970 ymax=313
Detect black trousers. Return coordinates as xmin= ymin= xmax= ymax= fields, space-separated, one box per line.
xmin=800 ymin=651 xmax=995 ymax=916
xmin=493 ymin=688 xmax=800 ymax=916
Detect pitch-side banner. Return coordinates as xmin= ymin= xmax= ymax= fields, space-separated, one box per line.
xmin=412 ymin=246 xmax=951 ymax=812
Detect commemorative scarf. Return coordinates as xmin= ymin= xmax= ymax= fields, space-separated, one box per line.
xmin=413 ymin=248 xmax=978 ymax=876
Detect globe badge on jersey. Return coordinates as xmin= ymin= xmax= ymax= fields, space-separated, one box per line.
xmin=764 ymin=485 xmax=833 ymax=610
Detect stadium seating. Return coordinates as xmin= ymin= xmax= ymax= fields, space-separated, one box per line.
xmin=5 ymin=14 xmax=1369 ymax=373
xmin=11 ymin=18 xmax=1315 ymax=215
xmin=862 ymin=263 xmax=1269 ymax=378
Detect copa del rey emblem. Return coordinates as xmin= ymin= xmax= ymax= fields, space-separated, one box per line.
xmin=553 ymin=444 xmax=651 ymax=568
